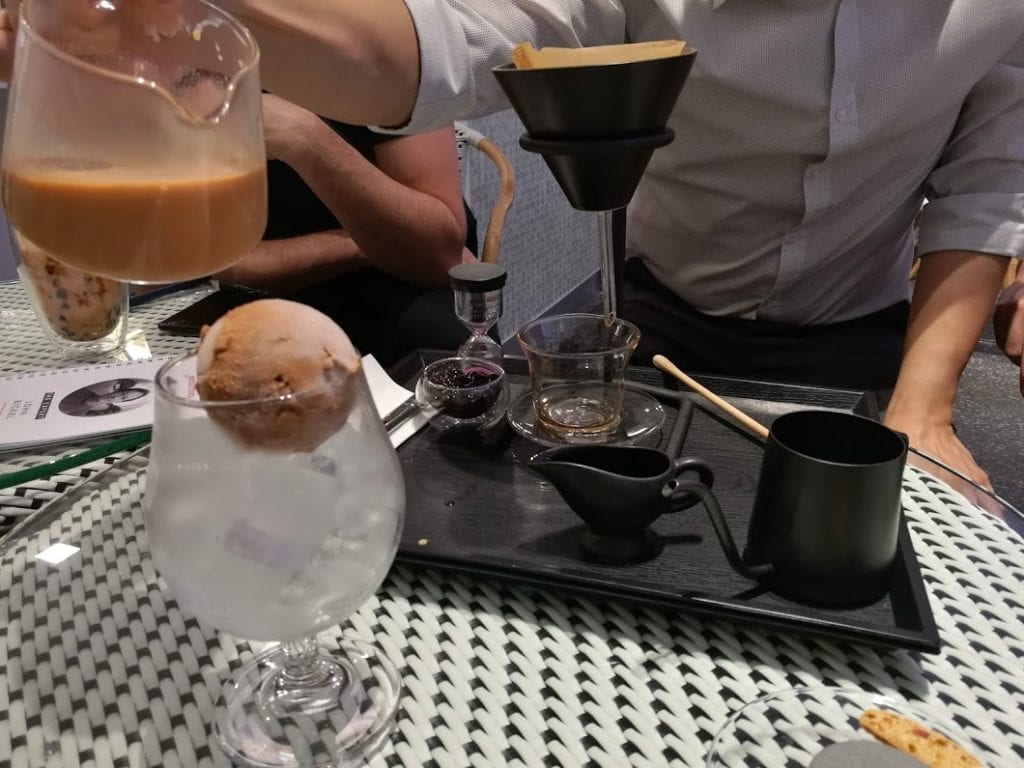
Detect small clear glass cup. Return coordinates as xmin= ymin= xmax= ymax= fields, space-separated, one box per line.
xmin=516 ymin=313 xmax=641 ymax=443
xmin=11 ymin=229 xmax=129 ymax=358
xmin=415 ymin=356 xmax=509 ymax=431
xmin=145 ymin=351 xmax=405 ymax=767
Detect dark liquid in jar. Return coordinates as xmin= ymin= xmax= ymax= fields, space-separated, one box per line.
xmin=428 ymin=362 xmax=501 ymax=418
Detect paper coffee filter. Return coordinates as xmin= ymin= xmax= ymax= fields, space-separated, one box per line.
xmin=511 ymin=40 xmax=687 ymax=69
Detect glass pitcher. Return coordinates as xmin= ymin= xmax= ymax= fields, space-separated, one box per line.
xmin=1 ymin=0 xmax=267 ymax=283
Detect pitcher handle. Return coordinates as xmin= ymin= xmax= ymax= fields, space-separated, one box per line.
xmin=673 ymin=480 xmax=773 ymax=580
xmin=666 ymin=457 xmax=714 ymax=512
xmin=671 ymin=456 xmax=714 ymax=487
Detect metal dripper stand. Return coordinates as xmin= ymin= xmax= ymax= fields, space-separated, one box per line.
xmin=493 ymin=48 xmax=697 ymax=319
xmin=449 ymin=261 xmax=508 ymax=368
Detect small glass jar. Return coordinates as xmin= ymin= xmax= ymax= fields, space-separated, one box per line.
xmin=415 ymin=356 xmax=508 ymax=432
xmin=12 ymin=231 xmax=129 ymax=358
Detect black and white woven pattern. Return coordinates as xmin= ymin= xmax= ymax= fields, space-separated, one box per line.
xmin=0 ymin=281 xmax=212 ymax=535
xmin=2 ymin=280 xmax=1022 ymax=766
xmin=0 ymin=460 xmax=1022 ymax=768
xmin=0 ymin=280 xmax=209 ymax=377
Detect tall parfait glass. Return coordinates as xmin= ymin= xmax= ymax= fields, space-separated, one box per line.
xmin=146 ymin=351 xmax=406 ymax=766
xmin=1 ymin=0 xmax=267 ymax=284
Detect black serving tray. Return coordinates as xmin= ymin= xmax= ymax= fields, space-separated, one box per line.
xmin=390 ymin=350 xmax=940 ymax=654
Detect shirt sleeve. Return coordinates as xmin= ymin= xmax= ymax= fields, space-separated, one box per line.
xmin=385 ymin=0 xmax=627 ymax=132
xmin=918 ymin=34 xmax=1024 ymax=259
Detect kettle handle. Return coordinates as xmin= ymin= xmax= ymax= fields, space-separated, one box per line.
xmin=673 ymin=480 xmax=773 ymax=580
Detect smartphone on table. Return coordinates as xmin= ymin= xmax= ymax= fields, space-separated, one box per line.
xmin=157 ymin=282 xmax=269 ymax=336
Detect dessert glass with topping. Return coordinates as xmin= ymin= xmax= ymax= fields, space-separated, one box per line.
xmin=145 ymin=300 xmax=405 ymax=767
xmin=11 ymin=231 xmax=129 ymax=358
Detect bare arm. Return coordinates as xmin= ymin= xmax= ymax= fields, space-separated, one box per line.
xmin=225 ymin=94 xmax=468 ymax=291
xmin=1 ymin=1 xmax=419 ymax=124
xmin=217 ymin=229 xmax=364 ymax=294
xmin=216 ymin=1 xmax=628 ymax=129
xmin=993 ymin=268 xmax=1024 ymax=395
xmin=4 ymin=2 xmax=628 ymax=127
xmin=888 ymin=33 xmax=1024 ymax=496
xmin=284 ymin=118 xmax=469 ymax=285
xmin=0 ymin=9 xmax=15 ymax=81
xmin=884 ymin=250 xmax=1009 ymax=488
xmin=217 ymin=0 xmax=420 ymax=126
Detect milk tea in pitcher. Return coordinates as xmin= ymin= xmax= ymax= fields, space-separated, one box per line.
xmin=1 ymin=0 xmax=267 ymax=283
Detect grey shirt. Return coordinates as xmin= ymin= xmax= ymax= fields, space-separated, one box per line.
xmin=401 ymin=0 xmax=1024 ymax=323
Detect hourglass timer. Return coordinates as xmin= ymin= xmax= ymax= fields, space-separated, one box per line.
xmin=449 ymin=262 xmax=507 ymax=367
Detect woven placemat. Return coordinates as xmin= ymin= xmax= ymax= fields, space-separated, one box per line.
xmin=0 ymin=459 xmax=1021 ymax=767
xmin=0 ymin=281 xmax=212 ymax=535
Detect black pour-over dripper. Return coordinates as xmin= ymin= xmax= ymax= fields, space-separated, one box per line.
xmin=519 ymin=131 xmax=674 ymax=212
xmin=492 ymin=50 xmax=697 ymax=211
xmin=492 ymin=53 xmax=697 ymax=139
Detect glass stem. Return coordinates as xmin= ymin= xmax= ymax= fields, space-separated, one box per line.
xmin=278 ymin=637 xmax=331 ymax=689
xmin=598 ymin=208 xmax=619 ymax=324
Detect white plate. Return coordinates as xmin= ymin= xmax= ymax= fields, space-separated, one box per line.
xmin=706 ymin=686 xmax=991 ymax=767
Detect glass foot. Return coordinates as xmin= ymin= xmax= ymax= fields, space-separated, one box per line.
xmin=213 ymin=639 xmax=401 ymax=767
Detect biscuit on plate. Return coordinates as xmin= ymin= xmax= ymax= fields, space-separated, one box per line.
xmin=859 ymin=708 xmax=982 ymax=768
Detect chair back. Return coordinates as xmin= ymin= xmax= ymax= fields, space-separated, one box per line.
xmin=455 ymin=122 xmax=515 ymax=264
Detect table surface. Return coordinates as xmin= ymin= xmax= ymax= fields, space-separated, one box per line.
xmin=1 ymin=280 xmax=1023 ymax=768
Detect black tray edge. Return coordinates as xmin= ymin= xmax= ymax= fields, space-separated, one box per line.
xmin=391 ymin=350 xmax=880 ymax=421
xmin=396 ymin=519 xmax=941 ymax=655
xmin=389 ymin=349 xmax=940 ymax=655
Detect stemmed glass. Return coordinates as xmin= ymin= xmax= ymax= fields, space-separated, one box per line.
xmin=145 ymin=351 xmax=405 ymax=767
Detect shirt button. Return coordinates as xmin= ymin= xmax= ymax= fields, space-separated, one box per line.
xmin=834 ymin=107 xmax=852 ymax=121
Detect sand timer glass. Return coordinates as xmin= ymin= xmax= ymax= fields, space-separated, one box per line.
xmin=450 ymin=262 xmax=507 ymax=367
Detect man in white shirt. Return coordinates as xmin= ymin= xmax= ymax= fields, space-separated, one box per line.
xmin=3 ymin=1 xmax=1021 ymax=493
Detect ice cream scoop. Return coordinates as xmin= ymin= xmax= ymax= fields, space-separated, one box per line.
xmin=196 ymin=299 xmax=361 ymax=452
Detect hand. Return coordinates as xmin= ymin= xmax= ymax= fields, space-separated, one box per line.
xmin=1 ymin=1 xmax=18 ymax=26
xmin=993 ymin=276 xmax=1024 ymax=395
xmin=0 ymin=9 xmax=16 ymax=83
xmin=885 ymin=413 xmax=1003 ymax=517
xmin=124 ymin=1 xmax=187 ymax=39
xmin=260 ymin=92 xmax=321 ymax=164
xmin=0 ymin=1 xmax=187 ymax=83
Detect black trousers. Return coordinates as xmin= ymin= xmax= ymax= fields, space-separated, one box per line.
xmin=621 ymin=259 xmax=910 ymax=393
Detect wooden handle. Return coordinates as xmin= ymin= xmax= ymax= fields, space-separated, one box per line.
xmin=477 ymin=137 xmax=515 ymax=265
xmin=652 ymin=354 xmax=771 ymax=440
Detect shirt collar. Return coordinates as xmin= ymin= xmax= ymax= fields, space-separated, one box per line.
xmin=712 ymin=0 xmax=732 ymax=8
